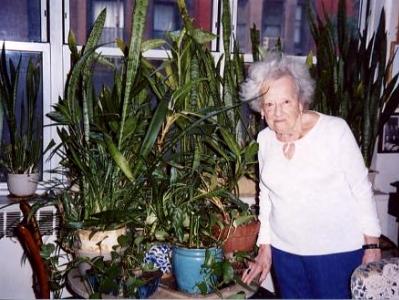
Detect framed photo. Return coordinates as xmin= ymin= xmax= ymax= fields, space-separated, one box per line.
xmin=378 ymin=113 xmax=399 ymax=153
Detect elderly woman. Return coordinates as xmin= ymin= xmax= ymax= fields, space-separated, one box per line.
xmin=240 ymin=55 xmax=381 ymax=299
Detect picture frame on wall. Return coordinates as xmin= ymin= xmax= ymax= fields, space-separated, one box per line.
xmin=378 ymin=113 xmax=399 ymax=153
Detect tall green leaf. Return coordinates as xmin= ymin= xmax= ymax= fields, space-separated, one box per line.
xmin=118 ymin=0 xmax=149 ymax=148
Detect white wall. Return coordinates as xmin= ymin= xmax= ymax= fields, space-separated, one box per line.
xmin=371 ymin=0 xmax=399 ymax=194
xmin=375 ymin=153 xmax=399 ymax=193
xmin=0 ymin=237 xmax=36 ymax=298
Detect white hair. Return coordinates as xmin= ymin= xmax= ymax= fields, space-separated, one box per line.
xmin=240 ymin=55 xmax=315 ymax=112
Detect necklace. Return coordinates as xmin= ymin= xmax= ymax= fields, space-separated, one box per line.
xmin=282 ymin=142 xmax=295 ymax=159
xmin=276 ymin=113 xmax=304 ymax=160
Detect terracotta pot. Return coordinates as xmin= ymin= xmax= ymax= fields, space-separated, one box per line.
xmin=221 ymin=221 xmax=260 ymax=254
xmin=7 ymin=173 xmax=39 ymax=197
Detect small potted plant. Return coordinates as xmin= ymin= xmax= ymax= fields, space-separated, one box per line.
xmin=0 ymin=45 xmax=44 ymax=197
xmin=83 ymin=231 xmax=163 ymax=299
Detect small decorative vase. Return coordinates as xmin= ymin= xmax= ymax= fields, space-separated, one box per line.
xmin=172 ymin=246 xmax=223 ymax=294
xmin=144 ymin=244 xmax=172 ymax=275
xmin=7 ymin=173 xmax=39 ymax=197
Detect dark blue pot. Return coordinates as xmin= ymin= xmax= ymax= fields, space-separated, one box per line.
xmin=86 ymin=269 xmax=162 ymax=298
xmin=172 ymin=246 xmax=223 ymax=294
xmin=135 ymin=270 xmax=162 ymax=299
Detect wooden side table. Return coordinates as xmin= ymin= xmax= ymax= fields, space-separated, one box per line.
xmin=152 ymin=283 xmax=256 ymax=299
xmin=67 ymin=267 xmax=257 ymax=299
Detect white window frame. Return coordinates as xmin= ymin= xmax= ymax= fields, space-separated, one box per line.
xmin=0 ymin=42 xmax=52 ymax=194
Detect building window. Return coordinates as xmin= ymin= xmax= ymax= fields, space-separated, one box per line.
xmin=236 ymin=0 xmax=360 ymax=55
xmin=0 ymin=0 xmax=44 ymax=42
xmin=153 ymin=1 xmax=181 ymax=38
xmin=92 ymin=0 xmax=125 ymax=45
xmin=68 ymin=0 xmax=213 ymax=49
xmin=263 ymin=1 xmax=283 ymax=38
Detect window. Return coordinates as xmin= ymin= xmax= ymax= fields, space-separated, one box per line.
xmin=153 ymin=1 xmax=181 ymax=38
xmin=92 ymin=1 xmax=125 ymax=44
xmin=294 ymin=5 xmax=303 ymax=46
xmin=235 ymin=0 xmax=360 ymax=56
xmin=263 ymin=1 xmax=283 ymax=38
xmin=68 ymin=0 xmax=213 ymax=48
xmin=0 ymin=0 xmax=49 ymax=188
xmin=0 ymin=0 xmax=45 ymax=42
xmin=92 ymin=56 xmax=124 ymax=93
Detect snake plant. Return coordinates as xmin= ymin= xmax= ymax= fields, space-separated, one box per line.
xmin=0 ymin=45 xmax=43 ymax=174
xmin=307 ymin=0 xmax=399 ymax=167
xmin=46 ymin=2 xmax=162 ymax=230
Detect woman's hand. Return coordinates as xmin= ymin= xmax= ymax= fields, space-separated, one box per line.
xmin=362 ymin=235 xmax=382 ymax=264
xmin=241 ymin=244 xmax=272 ymax=285
xmin=362 ymin=249 xmax=381 ymax=264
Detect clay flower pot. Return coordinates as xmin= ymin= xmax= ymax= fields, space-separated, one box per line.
xmin=221 ymin=221 xmax=261 ymax=254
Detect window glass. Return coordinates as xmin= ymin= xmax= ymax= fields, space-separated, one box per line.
xmin=0 ymin=51 xmax=43 ymax=182
xmin=92 ymin=56 xmax=123 ymax=93
xmin=153 ymin=3 xmax=180 ymax=38
xmin=236 ymin=0 xmax=360 ymax=56
xmin=91 ymin=57 xmax=163 ymax=94
xmin=0 ymin=0 xmax=42 ymax=42
xmin=68 ymin=0 xmax=213 ymax=47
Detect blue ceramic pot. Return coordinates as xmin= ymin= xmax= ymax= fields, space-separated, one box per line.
xmin=135 ymin=270 xmax=163 ymax=299
xmin=172 ymin=246 xmax=223 ymax=294
xmin=144 ymin=243 xmax=172 ymax=274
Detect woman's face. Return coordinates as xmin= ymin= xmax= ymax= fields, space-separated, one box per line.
xmin=260 ymin=75 xmax=303 ymax=134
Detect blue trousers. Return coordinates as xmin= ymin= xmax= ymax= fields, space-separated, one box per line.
xmin=271 ymin=246 xmax=363 ymax=299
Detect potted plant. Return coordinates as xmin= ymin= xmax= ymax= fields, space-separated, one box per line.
xmin=82 ymin=231 xmax=163 ymax=299
xmin=307 ymin=0 xmax=399 ymax=169
xmin=136 ymin=0 xmax=261 ymax=293
xmin=45 ymin=0 xmax=259 ymax=296
xmin=45 ymin=0 xmax=167 ymax=268
xmin=0 ymin=45 xmax=44 ymax=197
xmin=207 ymin=0 xmax=261 ymax=257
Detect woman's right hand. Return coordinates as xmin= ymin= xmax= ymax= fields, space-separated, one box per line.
xmin=241 ymin=244 xmax=272 ymax=285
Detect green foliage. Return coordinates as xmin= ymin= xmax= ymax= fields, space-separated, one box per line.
xmin=45 ymin=1 xmax=261 ymax=295
xmin=307 ymin=0 xmax=399 ymax=167
xmin=84 ymin=230 xmax=159 ymax=298
xmin=0 ymin=45 xmax=42 ymax=173
xmin=138 ymin=0 xmax=260 ymax=250
xmin=40 ymin=242 xmax=73 ymax=299
xmin=46 ymin=4 xmax=156 ymax=230
xmin=197 ymin=250 xmax=255 ymax=297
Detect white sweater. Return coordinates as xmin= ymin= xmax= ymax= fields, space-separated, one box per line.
xmin=256 ymin=112 xmax=381 ymax=255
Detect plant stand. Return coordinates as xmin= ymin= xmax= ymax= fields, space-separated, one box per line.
xmin=67 ymin=268 xmax=258 ymax=299
xmin=152 ymin=282 xmax=257 ymax=299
